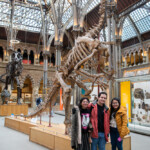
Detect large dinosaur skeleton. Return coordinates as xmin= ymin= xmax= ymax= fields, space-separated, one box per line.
xmin=0 ymin=50 xmax=23 ymax=104
xmin=24 ymin=0 xmax=113 ymax=134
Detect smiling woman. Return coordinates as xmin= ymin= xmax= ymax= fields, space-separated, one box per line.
xmin=71 ymin=97 xmax=92 ymax=150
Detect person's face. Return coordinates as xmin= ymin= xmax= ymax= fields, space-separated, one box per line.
xmin=112 ymin=100 xmax=119 ymax=109
xmin=81 ymin=99 xmax=89 ymax=109
xmin=98 ymin=94 xmax=107 ymax=106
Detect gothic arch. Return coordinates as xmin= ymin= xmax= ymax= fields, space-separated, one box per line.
xmin=20 ymin=74 xmax=35 ymax=89
xmin=37 ymin=76 xmax=43 ymax=88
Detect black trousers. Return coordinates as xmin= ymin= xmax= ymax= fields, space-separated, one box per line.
xmin=77 ymin=132 xmax=90 ymax=150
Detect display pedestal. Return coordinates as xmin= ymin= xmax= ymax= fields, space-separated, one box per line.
xmin=30 ymin=127 xmax=131 ymax=150
xmin=5 ymin=117 xmax=37 ymax=135
xmin=30 ymin=127 xmax=71 ymax=150
xmin=5 ymin=117 xmax=131 ymax=150
xmin=0 ymin=104 xmax=28 ymax=116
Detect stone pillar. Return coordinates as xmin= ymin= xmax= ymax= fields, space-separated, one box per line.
xmin=133 ymin=52 xmax=136 ymax=66
xmin=107 ymin=13 xmax=112 ymax=102
xmin=129 ymin=54 xmax=131 ymax=67
xmin=32 ymin=86 xmax=39 ymax=107
xmin=43 ymin=51 xmax=49 ymax=102
xmin=124 ymin=56 xmax=127 ymax=67
xmin=118 ymin=41 xmax=122 ymax=77
xmin=145 ymin=50 xmax=149 ymax=63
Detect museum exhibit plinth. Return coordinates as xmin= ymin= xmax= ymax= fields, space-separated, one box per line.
xmin=5 ymin=117 xmax=37 ymax=134
xmin=0 ymin=104 xmax=28 ymax=116
xmin=5 ymin=117 xmax=131 ymax=150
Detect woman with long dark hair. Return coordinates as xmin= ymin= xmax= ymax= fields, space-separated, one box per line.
xmin=109 ymin=98 xmax=129 ymax=150
xmin=71 ymin=97 xmax=92 ymax=150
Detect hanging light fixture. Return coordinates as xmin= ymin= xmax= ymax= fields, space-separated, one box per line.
xmin=10 ymin=39 xmax=20 ymax=44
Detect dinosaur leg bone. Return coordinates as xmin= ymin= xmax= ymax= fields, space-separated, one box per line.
xmin=63 ymin=91 xmax=72 ymax=135
xmin=56 ymin=71 xmax=71 ymax=93
xmin=75 ymin=79 xmax=93 ymax=96
xmin=15 ymin=76 xmax=21 ymax=104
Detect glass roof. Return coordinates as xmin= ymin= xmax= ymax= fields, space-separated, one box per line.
xmin=0 ymin=0 xmax=100 ymax=34
xmin=122 ymin=1 xmax=150 ymax=41
xmin=0 ymin=0 xmax=149 ymax=42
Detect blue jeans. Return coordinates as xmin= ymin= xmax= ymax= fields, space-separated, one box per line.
xmin=110 ymin=127 xmax=123 ymax=150
xmin=91 ymin=132 xmax=106 ymax=150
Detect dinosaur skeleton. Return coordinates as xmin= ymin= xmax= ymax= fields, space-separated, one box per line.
xmin=23 ymin=0 xmax=113 ymax=134
xmin=0 ymin=50 xmax=23 ymax=104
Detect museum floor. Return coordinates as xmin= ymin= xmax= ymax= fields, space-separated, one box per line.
xmin=0 ymin=113 xmax=150 ymax=150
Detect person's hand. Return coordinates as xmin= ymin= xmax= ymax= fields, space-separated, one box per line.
xmin=117 ymin=137 xmax=122 ymax=142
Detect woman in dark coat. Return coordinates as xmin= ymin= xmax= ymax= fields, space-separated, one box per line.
xmin=71 ymin=97 xmax=92 ymax=150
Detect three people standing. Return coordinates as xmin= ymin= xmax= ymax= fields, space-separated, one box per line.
xmin=71 ymin=93 xmax=129 ymax=150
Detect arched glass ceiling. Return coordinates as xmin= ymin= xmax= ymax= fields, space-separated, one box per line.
xmin=122 ymin=2 xmax=150 ymax=41
xmin=0 ymin=0 xmax=101 ymax=34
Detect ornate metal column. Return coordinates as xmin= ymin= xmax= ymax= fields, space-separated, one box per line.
xmin=56 ymin=45 xmax=62 ymax=70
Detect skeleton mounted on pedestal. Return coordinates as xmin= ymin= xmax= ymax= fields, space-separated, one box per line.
xmin=21 ymin=0 xmax=113 ymax=134
xmin=0 ymin=50 xmax=23 ymax=104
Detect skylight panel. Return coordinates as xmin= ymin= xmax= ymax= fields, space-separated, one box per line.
xmin=122 ymin=18 xmax=137 ymax=41
xmin=87 ymin=0 xmax=101 ymax=13
xmin=130 ymin=7 xmax=150 ymax=34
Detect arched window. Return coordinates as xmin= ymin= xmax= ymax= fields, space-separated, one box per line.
xmin=139 ymin=49 xmax=143 ymax=63
xmin=39 ymin=51 xmax=43 ymax=65
xmin=130 ymin=53 xmax=134 ymax=66
xmin=51 ymin=53 xmax=55 ymax=66
xmin=0 ymin=46 xmax=4 ymax=62
xmin=29 ymin=50 xmax=34 ymax=64
xmin=23 ymin=50 xmax=28 ymax=64
xmin=135 ymin=51 xmax=139 ymax=65
xmin=126 ymin=54 xmax=130 ymax=66
xmin=22 ymin=78 xmax=33 ymax=107
xmin=17 ymin=49 xmax=21 ymax=53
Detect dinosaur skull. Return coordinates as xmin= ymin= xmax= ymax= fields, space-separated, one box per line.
xmin=11 ymin=52 xmax=22 ymax=63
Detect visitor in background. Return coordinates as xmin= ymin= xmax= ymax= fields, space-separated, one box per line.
xmin=109 ymin=97 xmax=130 ymax=150
xmin=71 ymin=97 xmax=92 ymax=150
xmin=36 ymin=97 xmax=42 ymax=106
xmin=89 ymin=92 xmax=110 ymax=150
